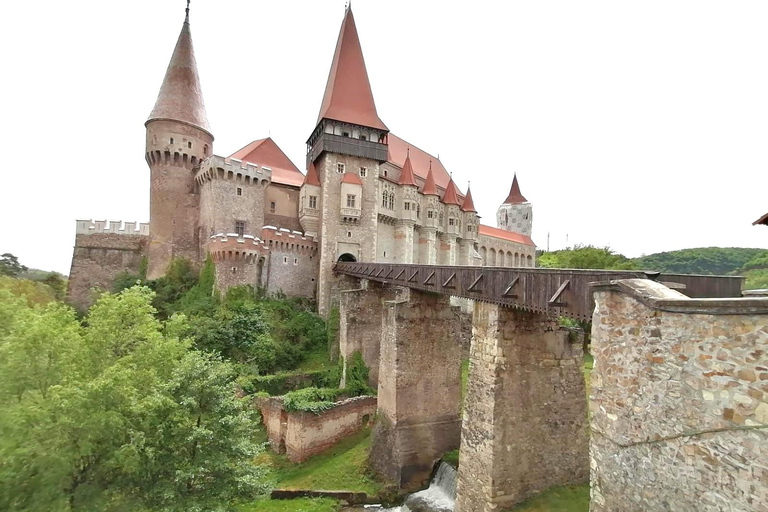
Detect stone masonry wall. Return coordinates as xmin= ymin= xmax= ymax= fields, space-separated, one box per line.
xmin=456 ymin=303 xmax=588 ymax=512
xmin=266 ymin=248 xmax=318 ymax=299
xmin=590 ymin=279 xmax=768 ymax=512
xmin=67 ymin=233 xmax=148 ymax=311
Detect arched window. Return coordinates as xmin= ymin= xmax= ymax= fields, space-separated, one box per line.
xmin=389 ymin=193 xmax=395 ymax=210
xmin=382 ymin=190 xmax=388 ymax=208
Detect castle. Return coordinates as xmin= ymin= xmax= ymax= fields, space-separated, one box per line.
xmin=67 ymin=5 xmax=536 ymax=315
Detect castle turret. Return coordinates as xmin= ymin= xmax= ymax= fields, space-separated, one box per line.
xmin=145 ymin=6 xmax=213 ymax=279
xmin=496 ymin=174 xmax=532 ymax=238
xmin=458 ymin=184 xmax=479 ymax=265
xmin=306 ymin=5 xmax=390 ymax=314
xmin=299 ymin=163 xmax=321 ymax=237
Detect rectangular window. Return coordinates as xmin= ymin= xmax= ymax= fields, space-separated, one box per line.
xmin=359 ymin=167 xmax=367 ymax=177
xmin=188 ymin=141 xmax=192 ymax=149
xmin=337 ymin=163 xmax=345 ymax=174
xmin=449 ymin=218 xmax=455 ymax=226
xmin=236 ymin=187 xmax=242 ymax=196
xmin=346 ymin=194 xmax=356 ymax=208
xmin=360 ymin=134 xmax=367 ymax=141
xmin=169 ymin=137 xmax=174 ymax=144
xmin=235 ymin=221 xmax=245 ymax=237
xmin=404 ymin=202 xmax=410 ymax=211
xmin=427 ymin=211 xmax=434 ymax=219
xmin=342 ymin=131 xmax=350 ymax=137
xmin=309 ymin=195 xmax=317 ymax=209
xmin=293 ymin=258 xmax=298 ymax=266
xmin=270 ymin=201 xmax=276 ymax=213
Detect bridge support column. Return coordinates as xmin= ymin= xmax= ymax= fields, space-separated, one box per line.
xmin=338 ymin=280 xmax=398 ymax=388
xmin=456 ymin=302 xmax=589 ymax=512
xmin=370 ymin=288 xmax=463 ymax=491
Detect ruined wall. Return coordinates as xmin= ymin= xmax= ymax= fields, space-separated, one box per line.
xmin=284 ymin=396 xmax=377 ymax=462
xmin=590 ymin=279 xmax=768 ymax=512
xmin=67 ymin=222 xmax=149 ymax=311
xmin=258 ymin=395 xmax=376 ymax=462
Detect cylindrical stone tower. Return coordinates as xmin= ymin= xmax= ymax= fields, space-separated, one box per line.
xmin=496 ymin=174 xmax=533 ymax=238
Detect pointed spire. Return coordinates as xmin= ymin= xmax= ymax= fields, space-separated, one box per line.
xmin=442 ymin=179 xmax=461 ymax=206
xmin=147 ymin=8 xmax=212 ymax=137
xmin=422 ymin=161 xmax=438 ymax=196
xmin=503 ymin=173 xmax=528 ymax=204
xmin=303 ymin=162 xmax=321 ymax=187
xmin=316 ymin=6 xmax=388 ymax=131
xmin=461 ymin=184 xmax=477 ymax=212
xmin=398 ymin=148 xmax=418 ymax=186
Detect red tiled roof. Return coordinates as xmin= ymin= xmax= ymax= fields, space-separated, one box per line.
xmin=442 ymin=179 xmax=461 ymax=205
xmin=304 ymin=162 xmax=321 ymax=187
xmin=754 ymin=212 xmax=768 ymax=226
xmin=316 ymin=7 xmax=388 ymax=131
xmin=422 ymin=163 xmax=438 ymax=196
xmin=387 ymin=133 xmax=452 ymax=191
xmin=479 ymin=224 xmax=536 ymax=247
xmin=147 ymin=15 xmax=211 ymax=136
xmin=341 ymin=173 xmax=363 ymax=185
xmin=229 ymin=137 xmax=304 ymax=187
xmin=504 ymin=174 xmax=528 ymax=204
xmin=461 ymin=186 xmax=477 ymax=213
xmin=398 ymin=150 xmax=418 ymax=186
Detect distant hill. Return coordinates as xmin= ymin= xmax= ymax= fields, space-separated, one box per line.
xmin=632 ymin=247 xmax=766 ymax=276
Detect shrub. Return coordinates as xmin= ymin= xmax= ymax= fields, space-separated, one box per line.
xmin=282 ymin=387 xmax=344 ymax=414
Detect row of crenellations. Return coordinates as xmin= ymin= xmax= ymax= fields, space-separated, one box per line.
xmin=76 ymin=220 xmax=149 ymax=236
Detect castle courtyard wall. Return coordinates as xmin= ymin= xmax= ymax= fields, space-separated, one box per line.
xmin=590 ymin=279 xmax=768 ymax=512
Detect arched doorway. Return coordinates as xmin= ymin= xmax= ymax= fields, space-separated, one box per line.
xmin=338 ymin=253 xmax=357 ymax=262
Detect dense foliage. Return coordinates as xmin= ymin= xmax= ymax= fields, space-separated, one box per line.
xmin=538 ymin=245 xmax=637 ymax=270
xmin=0 ymin=253 xmax=27 ymax=277
xmin=632 ymin=247 xmax=765 ymax=276
xmin=0 ymin=285 xmax=268 ymax=511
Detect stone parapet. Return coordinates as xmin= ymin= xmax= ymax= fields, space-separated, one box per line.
xmin=589 ymin=278 xmax=768 ymax=512
xmin=75 ymin=219 xmax=149 ymax=236
xmin=194 ymin=154 xmax=271 ymax=187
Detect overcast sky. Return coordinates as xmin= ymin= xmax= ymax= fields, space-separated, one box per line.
xmin=1 ymin=0 xmax=767 ymax=274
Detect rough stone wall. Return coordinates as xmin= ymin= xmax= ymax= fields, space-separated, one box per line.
xmin=212 ymin=255 xmax=264 ymax=292
xmin=257 ymin=397 xmax=288 ymax=454
xmin=198 ymin=167 xmax=266 ymax=239
xmin=456 ymin=303 xmax=588 ymax=512
xmin=145 ymin=119 xmax=212 ymax=278
xmin=370 ymin=288 xmax=463 ymax=491
xmin=590 ymin=279 xmax=768 ymax=512
xmin=316 ymin=152 xmax=380 ymax=316
xmin=67 ymin=233 xmax=149 ymax=311
xmin=283 ymin=396 xmax=377 ymax=462
xmin=376 ymin=221 xmax=396 ymax=262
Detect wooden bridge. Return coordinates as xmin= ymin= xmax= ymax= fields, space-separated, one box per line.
xmin=333 ymin=262 xmax=744 ymax=320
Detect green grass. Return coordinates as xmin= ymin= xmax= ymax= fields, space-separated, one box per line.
xmin=258 ymin=427 xmax=381 ymax=496
xmin=295 ymin=346 xmax=336 ymax=372
xmin=508 ymin=484 xmax=590 ymax=511
xmin=238 ymin=497 xmax=339 ymax=512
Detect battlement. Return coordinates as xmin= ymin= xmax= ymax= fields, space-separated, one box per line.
xmin=75 ymin=219 xmax=150 ymax=236
xmin=195 ymin=155 xmax=272 ymax=187
xmin=261 ymin=226 xmax=318 ymax=255
xmin=206 ymin=233 xmax=270 ymax=262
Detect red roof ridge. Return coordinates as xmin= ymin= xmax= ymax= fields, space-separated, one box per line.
xmin=753 ymin=212 xmax=768 ymax=226
xmin=479 ymin=224 xmax=536 ymax=247
xmin=316 ymin=6 xmax=388 ymax=131
xmin=304 ymin=162 xmax=321 ymax=187
xmin=147 ymin=15 xmax=211 ymax=136
xmin=228 ymin=137 xmax=303 ymax=187
xmin=341 ymin=173 xmax=363 ymax=185
xmin=421 ymin=161 xmax=438 ymax=195
xmin=442 ymin=178 xmax=461 ymax=205
xmin=398 ymin=149 xmax=418 ymax=186
xmin=461 ymin=185 xmax=477 ymax=212
xmin=504 ymin=174 xmax=528 ymax=204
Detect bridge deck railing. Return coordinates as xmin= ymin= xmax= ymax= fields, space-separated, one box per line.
xmin=333 ymin=262 xmax=744 ymax=320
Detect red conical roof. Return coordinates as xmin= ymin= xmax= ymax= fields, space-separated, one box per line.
xmin=230 ymin=137 xmax=303 ymax=186
xmin=461 ymin=185 xmax=477 ymax=212
xmin=442 ymin=179 xmax=461 ymax=205
xmin=422 ymin=162 xmax=438 ymax=196
xmin=503 ymin=174 xmax=528 ymax=204
xmin=316 ymin=7 xmax=388 ymax=132
xmin=398 ymin=150 xmax=418 ymax=186
xmin=304 ymin=162 xmax=321 ymax=187
xmin=147 ymin=14 xmax=211 ymax=137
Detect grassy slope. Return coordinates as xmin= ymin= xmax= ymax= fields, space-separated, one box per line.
xmin=632 ymin=247 xmax=765 ymax=275
xmin=510 ymin=485 xmax=589 ymax=512
xmin=238 ymin=497 xmax=339 ymax=512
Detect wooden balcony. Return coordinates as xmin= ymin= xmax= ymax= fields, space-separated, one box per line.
xmin=308 ymin=132 xmax=388 ymax=166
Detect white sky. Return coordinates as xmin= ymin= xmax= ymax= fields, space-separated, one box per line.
xmin=1 ymin=0 xmax=767 ymax=275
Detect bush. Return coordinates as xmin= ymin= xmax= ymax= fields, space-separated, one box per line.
xmin=282 ymin=387 xmax=345 ymax=414
xmin=344 ymin=351 xmax=374 ymax=396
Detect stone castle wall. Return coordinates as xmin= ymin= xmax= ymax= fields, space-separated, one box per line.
xmin=590 ymin=279 xmax=768 ymax=512
xmin=265 ymin=183 xmax=302 ymax=232
xmin=67 ymin=225 xmax=149 ymax=311
xmin=257 ymin=395 xmax=377 ymax=463
xmin=261 ymin=227 xmax=318 ymax=299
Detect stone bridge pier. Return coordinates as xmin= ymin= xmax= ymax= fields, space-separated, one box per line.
xmin=455 ymin=302 xmax=589 ymax=511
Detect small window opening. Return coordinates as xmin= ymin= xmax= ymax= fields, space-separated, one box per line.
xmin=383 ymin=251 xmax=387 ymax=257
xmin=270 ymin=201 xmax=276 ymax=213
xmin=360 ymin=134 xmax=367 ymax=141
xmin=404 ymin=202 xmax=411 ymax=211
xmin=337 ymin=163 xmax=345 ymax=174
xmin=236 ymin=187 xmax=242 ymax=196
xmin=347 ymin=231 xmax=352 ymax=238
xmin=359 ymin=167 xmax=367 ymax=177
xmin=309 ymin=195 xmax=317 ymax=208
xmin=170 ymin=137 xmax=174 ymax=144
xmin=384 ymin=170 xmax=388 ymax=177
xmin=188 ymin=141 xmax=192 ymax=149
xmin=342 ymin=131 xmax=350 ymax=137
xmin=231 ymin=267 xmax=237 ymax=274
xmin=203 ymin=144 xmax=209 ymax=156
xmin=235 ymin=220 xmax=245 ymax=237
xmin=294 ymin=258 xmax=298 ymax=265
xmin=284 ymin=257 xmax=288 ymax=264
xmin=346 ymin=194 xmax=356 ymax=208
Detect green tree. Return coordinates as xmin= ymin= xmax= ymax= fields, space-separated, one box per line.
xmin=0 ymin=253 xmax=27 ymax=277
xmin=538 ymin=245 xmax=637 ymax=270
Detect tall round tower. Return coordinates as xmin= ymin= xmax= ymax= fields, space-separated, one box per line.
xmin=144 ymin=7 xmax=213 ymax=279
xmin=496 ymin=174 xmax=533 ymax=237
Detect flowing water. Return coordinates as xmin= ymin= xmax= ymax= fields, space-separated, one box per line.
xmin=345 ymin=462 xmax=457 ymax=512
